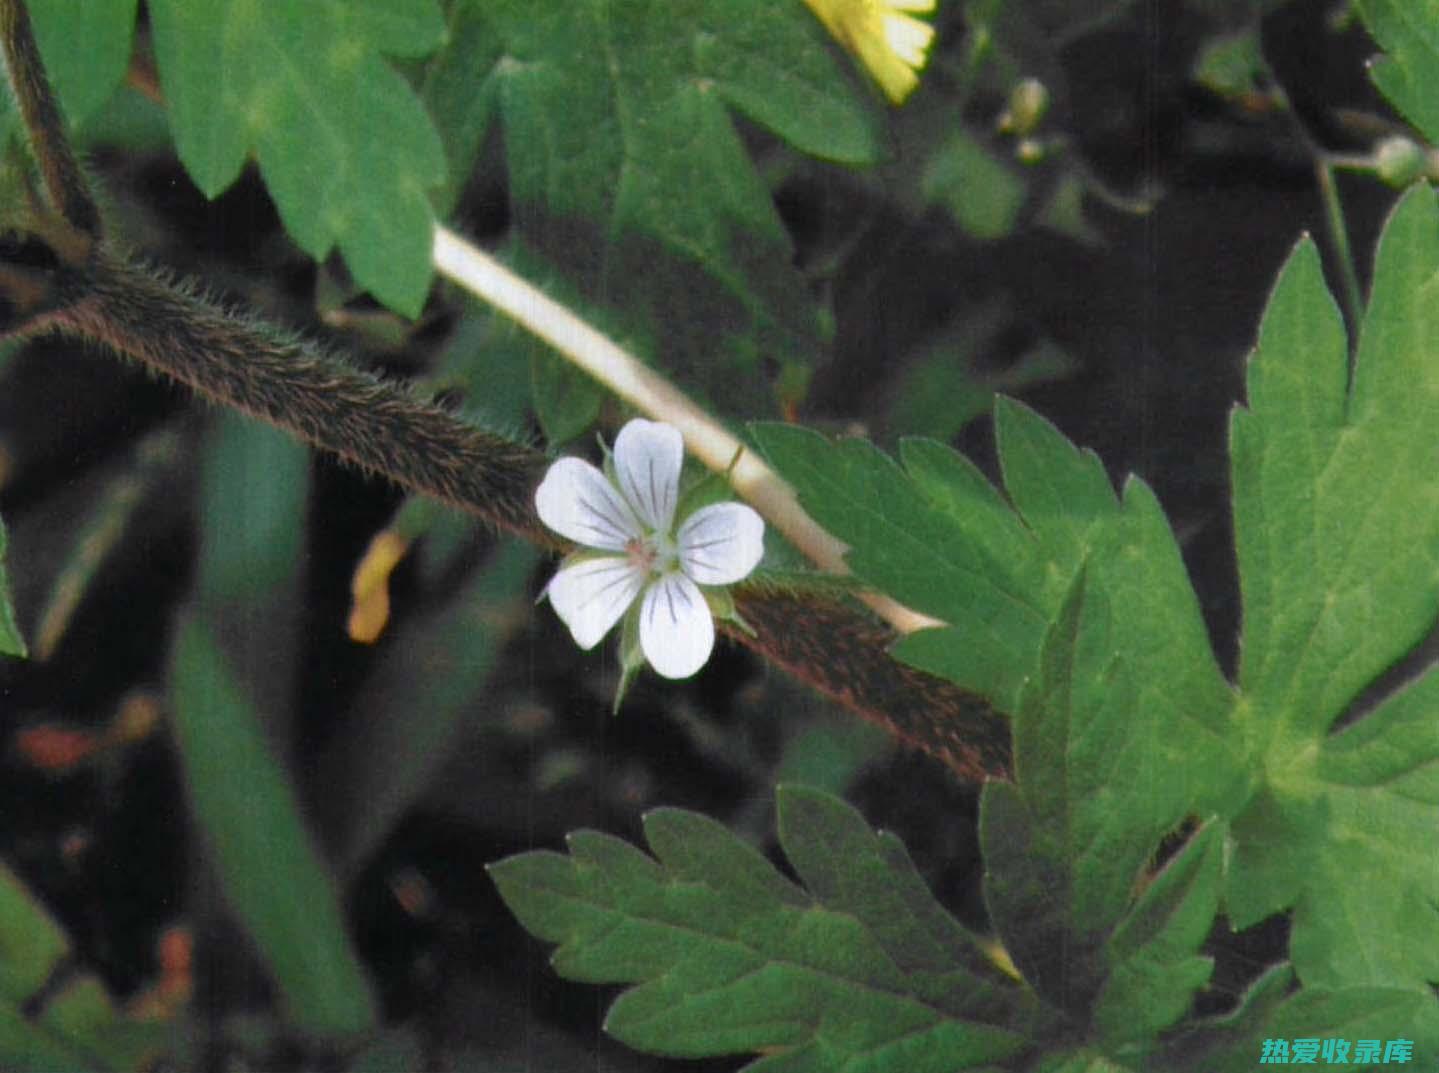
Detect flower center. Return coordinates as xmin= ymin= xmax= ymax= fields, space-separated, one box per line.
xmin=626 ymin=532 xmax=677 ymax=579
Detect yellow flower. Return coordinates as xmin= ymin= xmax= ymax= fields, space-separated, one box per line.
xmin=803 ymin=0 xmax=936 ymax=105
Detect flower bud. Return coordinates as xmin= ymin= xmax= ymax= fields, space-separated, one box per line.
xmin=1374 ymin=136 xmax=1427 ymax=188
xmin=999 ymin=78 xmax=1049 ymax=136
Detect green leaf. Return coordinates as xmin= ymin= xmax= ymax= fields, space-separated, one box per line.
xmin=1032 ymin=1053 xmax=1131 ymax=1073
xmin=0 ymin=861 xmax=69 ymax=1002
xmin=148 ymin=0 xmax=447 ymax=316
xmin=753 ymin=402 xmax=1240 ymax=774
xmin=30 ymin=429 xmax=181 ymax=662
xmin=0 ymin=1004 xmax=91 ymax=1073
xmin=0 ymin=514 xmax=25 ymax=657
xmin=922 ymin=129 xmax=1028 ymax=239
xmin=1227 ymin=187 xmax=1439 ymax=998
xmin=1261 ymin=989 xmax=1435 ymax=1068
xmin=462 ymin=0 xmax=881 ymax=389
xmin=38 ymin=976 xmax=166 ymax=1073
xmin=0 ymin=1 xmax=135 ymax=147
xmin=197 ymin=415 xmax=307 ymax=604
xmin=418 ymin=0 xmax=504 ymax=217
xmin=1094 ymin=822 xmax=1222 ymax=1044
xmin=751 ymin=420 xmax=1052 ymax=705
xmin=1172 ymin=972 xmax=1434 ymax=1073
xmin=1354 ymin=1 xmax=1439 ymax=146
xmin=1192 ymin=29 xmax=1268 ymax=100
xmin=169 ymin=614 xmax=376 ymax=1037
xmin=0 ymin=864 xmax=165 ymax=1072
xmin=531 ymin=344 xmax=606 ymax=446
xmin=28 ymin=0 xmax=137 ymax=129
xmin=1163 ymin=963 xmax=1296 ymax=1072
xmin=195 ymin=415 xmax=309 ymax=721
xmin=976 ymin=552 xmax=1231 ymax=1044
xmin=773 ymin=719 xmax=891 ymax=796
xmin=773 ymin=786 xmax=1024 ymax=1004
xmin=491 ymin=786 xmax=1027 ymax=1070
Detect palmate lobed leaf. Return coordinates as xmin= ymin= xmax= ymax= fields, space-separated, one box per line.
xmin=755 ymin=396 xmax=1243 ymax=1053
xmin=980 ymin=573 xmax=1228 ymax=1052
xmin=754 ymin=187 xmax=1439 ymax=1053
xmin=1226 ymin=185 xmax=1439 ymax=1005
xmin=148 ymin=0 xmax=448 ymax=316
xmin=490 ymin=785 xmax=1028 ymax=1071
xmin=446 ymin=0 xmax=883 ymax=405
xmin=751 ymin=401 xmax=1241 ymax=821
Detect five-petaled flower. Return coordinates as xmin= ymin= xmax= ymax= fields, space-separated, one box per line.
xmin=802 ymin=0 xmax=936 ymax=105
xmin=535 ymin=419 xmax=765 ymax=680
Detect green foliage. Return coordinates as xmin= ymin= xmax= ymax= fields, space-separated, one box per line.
xmin=12 ymin=1 xmax=1439 ymax=1069
xmin=169 ymin=615 xmax=376 ymax=1038
xmin=1355 ymin=1 xmax=1439 ymax=146
xmin=27 ymin=0 xmax=137 ymax=130
xmin=979 ymin=575 xmax=1225 ymax=1059
xmin=434 ymin=0 xmax=882 ymax=407
xmin=170 ymin=417 xmax=375 ymax=1037
xmin=737 ymin=187 xmax=1439 ymax=1064
xmin=1226 ymin=188 xmax=1439 ymax=998
xmin=884 ymin=301 xmax=1073 ymax=441
xmin=0 ymin=862 xmax=164 ymax=1071
xmin=922 ymin=129 xmax=1028 ymax=239
xmin=752 ymin=402 xmax=1241 ymax=812
xmin=147 ymin=0 xmax=448 ymax=316
xmin=491 ymin=785 xmax=1029 ymax=1071
xmin=0 ymin=514 xmax=24 ymax=657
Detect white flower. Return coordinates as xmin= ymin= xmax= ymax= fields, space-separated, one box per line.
xmin=534 ymin=419 xmax=765 ymax=679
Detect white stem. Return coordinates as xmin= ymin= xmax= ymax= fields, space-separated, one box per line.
xmin=432 ymin=224 xmax=943 ymax=635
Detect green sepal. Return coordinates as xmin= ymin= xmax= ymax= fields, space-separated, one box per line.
xmin=598 ymin=431 xmax=620 ymax=488
xmin=612 ymin=603 xmax=646 ymax=714
xmin=704 ymin=585 xmax=754 ymax=638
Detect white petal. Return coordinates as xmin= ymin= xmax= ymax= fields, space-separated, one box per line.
xmin=613 ymin=419 xmax=683 ymax=533
xmin=639 ymin=573 xmax=714 ymax=679
xmin=546 ymin=557 xmax=645 ymax=649
xmin=677 ymin=502 xmax=765 ymax=586
xmin=535 ymin=457 xmax=642 ymax=551
xmin=885 ymin=0 xmax=935 ymax=12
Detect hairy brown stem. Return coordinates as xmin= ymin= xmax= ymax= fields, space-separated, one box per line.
xmin=64 ymin=253 xmax=552 ymax=542
xmin=728 ymin=586 xmax=1010 ymax=781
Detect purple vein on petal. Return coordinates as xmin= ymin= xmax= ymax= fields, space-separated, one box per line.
xmin=576 ymin=560 xmax=641 ymax=611
xmin=647 ymin=456 xmax=661 ymax=528
xmin=576 ymin=492 xmax=636 ymax=546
